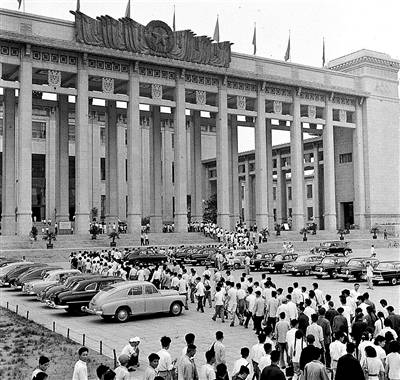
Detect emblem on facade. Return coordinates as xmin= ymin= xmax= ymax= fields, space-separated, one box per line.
xmin=339 ymin=109 xmax=347 ymax=122
xmin=308 ymin=105 xmax=317 ymax=119
xmin=195 ymin=90 xmax=206 ymax=105
xmin=151 ymin=84 xmax=163 ymax=100
xmin=237 ymin=96 xmax=246 ymax=111
xmin=48 ymin=70 xmax=61 ymax=88
xmin=102 ymin=77 xmax=114 ymax=94
xmin=72 ymin=11 xmax=232 ymax=68
xmin=273 ymin=100 xmax=282 ymax=114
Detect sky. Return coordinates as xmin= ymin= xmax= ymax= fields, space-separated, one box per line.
xmin=2 ymin=0 xmax=399 ymax=151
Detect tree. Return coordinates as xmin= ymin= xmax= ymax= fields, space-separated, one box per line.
xmin=203 ymin=194 xmax=217 ymax=223
xmin=299 ymin=227 xmax=308 ymax=241
xmin=91 ymin=207 xmax=98 ymax=221
xmin=108 ymin=231 xmax=119 ymax=247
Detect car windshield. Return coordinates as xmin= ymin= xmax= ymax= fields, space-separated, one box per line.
xmin=295 ymin=256 xmax=308 ymax=262
xmin=320 ymin=242 xmax=331 ymax=247
xmin=348 ymin=260 xmax=362 ymax=267
xmin=71 ymin=282 xmax=81 ymax=291
xmin=322 ymin=258 xmax=335 ymax=264
xmin=376 ymin=263 xmax=395 ymax=270
xmin=101 ymin=285 xmax=115 ymax=292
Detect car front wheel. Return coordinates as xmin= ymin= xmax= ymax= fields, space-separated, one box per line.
xmin=304 ymin=269 xmax=310 ymax=276
xmin=170 ymin=302 xmax=182 ymax=316
xmin=115 ymin=307 xmax=130 ymax=323
xmin=390 ymin=278 xmax=398 ymax=286
xmin=344 ymin=250 xmax=350 ymax=256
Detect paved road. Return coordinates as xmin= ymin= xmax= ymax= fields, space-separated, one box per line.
xmin=1 ymin=247 xmax=399 ymax=379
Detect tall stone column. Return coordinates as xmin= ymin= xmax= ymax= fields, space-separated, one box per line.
xmin=173 ymin=76 xmax=188 ymax=232
xmin=255 ymin=89 xmax=269 ymax=229
xmin=216 ymin=81 xmax=230 ymax=229
xmin=55 ymin=94 xmax=69 ymax=222
xmin=230 ymin=115 xmax=240 ymax=228
xmin=74 ymin=55 xmax=90 ymax=234
xmin=244 ymin=161 xmax=251 ymax=226
xmin=17 ymin=46 xmax=33 ymax=235
xmin=150 ymin=106 xmax=163 ymax=231
xmin=91 ymin=113 xmax=101 ymax=220
xmin=266 ymin=119 xmax=274 ymax=230
xmin=190 ymin=110 xmax=203 ymax=222
xmin=312 ymin=144 xmax=320 ymax=228
xmin=353 ymin=101 xmax=366 ymax=229
xmin=117 ymin=120 xmax=127 ymax=220
xmin=105 ymin=100 xmax=119 ymax=224
xmin=323 ymin=100 xmax=337 ymax=230
xmin=45 ymin=108 xmax=56 ymax=221
xmin=126 ymin=64 xmax=142 ymax=235
xmin=1 ymin=88 xmax=16 ymax=235
xmin=290 ymin=94 xmax=305 ymax=230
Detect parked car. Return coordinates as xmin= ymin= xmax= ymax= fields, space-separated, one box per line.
xmin=125 ymin=249 xmax=168 ymax=266
xmin=83 ymin=281 xmax=186 ymax=322
xmin=13 ymin=266 xmax=63 ymax=289
xmin=4 ymin=263 xmax=48 ymax=287
xmin=337 ymin=257 xmax=380 ymax=282
xmin=372 ymin=261 xmax=400 ymax=286
xmin=312 ymin=241 xmax=352 ymax=256
xmin=311 ymin=256 xmax=349 ymax=279
xmin=174 ymin=247 xmax=202 ymax=263
xmin=250 ymin=252 xmax=275 ymax=271
xmin=0 ymin=261 xmax=34 ymax=286
xmin=49 ymin=276 xmax=124 ymax=312
xmin=23 ymin=269 xmax=81 ymax=295
xmin=224 ymin=250 xmax=253 ymax=270
xmin=283 ymin=254 xmax=324 ymax=276
xmin=264 ymin=253 xmax=299 ymax=273
xmin=187 ymin=247 xmax=219 ymax=266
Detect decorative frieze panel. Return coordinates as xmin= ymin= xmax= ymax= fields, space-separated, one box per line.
xmin=308 ymin=105 xmax=317 ymax=118
xmin=185 ymin=73 xmax=219 ymax=86
xmin=265 ymin=85 xmax=292 ymax=97
xmin=227 ymin=79 xmax=257 ymax=92
xmin=273 ymin=100 xmax=282 ymax=114
xmin=102 ymin=77 xmax=114 ymax=94
xmin=332 ymin=95 xmax=356 ymax=106
xmin=47 ymin=70 xmax=61 ymax=88
xmin=195 ymin=90 xmax=206 ymax=105
xmin=151 ymin=84 xmax=163 ymax=100
xmin=237 ymin=96 xmax=246 ymax=111
xmin=0 ymin=45 xmax=20 ymax=57
xmin=139 ymin=66 xmax=176 ymax=80
xmin=339 ymin=109 xmax=347 ymax=122
xmin=88 ymin=58 xmax=129 ymax=73
xmin=32 ymin=50 xmax=77 ymax=65
xmin=300 ymin=91 xmax=325 ymax=102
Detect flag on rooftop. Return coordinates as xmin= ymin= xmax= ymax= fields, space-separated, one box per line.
xmin=173 ymin=5 xmax=176 ymax=31
xmin=17 ymin=0 xmax=22 ymax=10
xmin=213 ymin=16 xmax=220 ymax=42
xmin=125 ymin=0 xmax=131 ymax=18
xmin=322 ymin=37 xmax=326 ymax=67
xmin=284 ymin=32 xmax=291 ymax=62
xmin=252 ymin=23 xmax=257 ymax=55
xmin=76 ymin=0 xmax=80 ymax=12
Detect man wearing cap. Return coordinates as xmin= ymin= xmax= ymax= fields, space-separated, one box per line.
xmin=121 ymin=337 xmax=140 ymax=370
xmin=114 ymin=354 xmax=130 ymax=380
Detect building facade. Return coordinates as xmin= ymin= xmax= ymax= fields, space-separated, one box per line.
xmin=0 ymin=9 xmax=399 ymax=237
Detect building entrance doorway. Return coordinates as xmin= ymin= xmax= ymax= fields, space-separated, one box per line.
xmin=342 ymin=202 xmax=354 ymax=229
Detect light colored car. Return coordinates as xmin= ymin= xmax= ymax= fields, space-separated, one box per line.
xmin=23 ymin=269 xmax=81 ymax=295
xmin=83 ymin=281 xmax=186 ymax=322
xmin=225 ymin=250 xmax=252 ymax=269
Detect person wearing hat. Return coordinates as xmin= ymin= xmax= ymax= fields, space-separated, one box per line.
xmin=121 ymin=337 xmax=141 ymax=370
xmin=114 ymin=354 xmax=130 ymax=380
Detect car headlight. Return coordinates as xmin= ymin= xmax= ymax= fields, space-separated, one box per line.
xmin=346 ymin=270 xmax=349 ymax=274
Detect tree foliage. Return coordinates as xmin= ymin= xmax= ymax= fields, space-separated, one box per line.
xmin=203 ymin=194 xmax=217 ymax=223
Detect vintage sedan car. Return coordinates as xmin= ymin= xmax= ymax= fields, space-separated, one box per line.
xmin=5 ymin=263 xmax=48 ymax=287
xmin=264 ymin=253 xmax=299 ymax=273
xmin=311 ymin=256 xmax=349 ymax=279
xmin=50 ymin=276 xmax=124 ymax=312
xmin=312 ymin=241 xmax=352 ymax=256
xmin=23 ymin=269 xmax=81 ymax=295
xmin=372 ymin=261 xmax=400 ymax=286
xmin=283 ymin=255 xmax=324 ymax=276
xmin=0 ymin=261 xmax=34 ymax=286
xmin=13 ymin=266 xmax=62 ymax=289
xmin=125 ymin=249 xmax=168 ymax=266
xmin=250 ymin=252 xmax=275 ymax=271
xmin=187 ymin=247 xmax=219 ymax=266
xmin=337 ymin=257 xmax=380 ymax=282
xmin=224 ymin=250 xmax=253 ymax=270
xmin=83 ymin=281 xmax=186 ymax=322
xmin=174 ymin=246 xmax=202 ymax=263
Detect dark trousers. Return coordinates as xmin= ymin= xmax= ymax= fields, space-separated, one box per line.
xmin=322 ymin=343 xmax=331 ymax=367
xmin=244 ymin=311 xmax=253 ymax=328
xmin=267 ymin=316 xmax=277 ymax=330
xmin=213 ymin=305 xmax=224 ymax=321
xmin=254 ymin=315 xmax=263 ymax=334
xmin=197 ymin=296 xmax=204 ymax=312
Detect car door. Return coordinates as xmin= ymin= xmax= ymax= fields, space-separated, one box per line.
xmin=127 ymin=285 xmax=145 ymax=315
xmin=144 ymin=284 xmax=162 ymax=313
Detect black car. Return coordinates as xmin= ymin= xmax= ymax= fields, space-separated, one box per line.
xmin=50 ymin=276 xmax=123 ymax=313
xmin=311 ymin=256 xmax=349 ymax=278
xmin=264 ymin=253 xmax=299 ymax=273
xmin=338 ymin=257 xmax=379 ymax=282
xmin=13 ymin=266 xmax=62 ymax=289
xmin=125 ymin=249 xmax=168 ymax=266
xmin=250 ymin=252 xmax=275 ymax=271
xmin=174 ymin=247 xmax=202 ymax=263
xmin=283 ymin=254 xmax=323 ymax=276
xmin=187 ymin=247 xmax=219 ymax=266
xmin=372 ymin=261 xmax=400 ymax=286
xmin=312 ymin=241 xmax=352 ymax=256
xmin=6 ymin=263 xmax=48 ymax=287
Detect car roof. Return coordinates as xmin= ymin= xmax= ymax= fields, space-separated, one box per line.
xmin=46 ymin=269 xmax=81 ymax=275
xmin=106 ymin=280 xmax=154 ymax=289
xmin=376 ymin=261 xmax=399 ymax=264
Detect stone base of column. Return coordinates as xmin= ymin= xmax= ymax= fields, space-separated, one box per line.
xmin=56 ymin=214 xmax=70 ymax=222
xmin=1 ymin=215 xmax=16 ymax=235
xmin=324 ymin=214 xmax=337 ymax=231
xmin=105 ymin=215 xmax=118 ymax=225
xmin=292 ymin=214 xmax=305 ymax=232
xmin=218 ymin=214 xmax=230 ymax=231
xmin=175 ymin=214 xmax=188 ymax=233
xmin=268 ymin=216 xmax=275 ymax=232
xmin=354 ymin=214 xmax=366 ymax=230
xmin=151 ymin=215 xmax=163 ymax=233
xmin=230 ymin=215 xmax=239 ymax=230
xmin=191 ymin=214 xmax=204 ymax=223
xmin=127 ymin=214 xmax=141 ymax=235
xmin=16 ymin=213 xmax=32 ymax=236
xmin=74 ymin=214 xmax=90 ymax=235
xmin=256 ymin=214 xmax=269 ymax=231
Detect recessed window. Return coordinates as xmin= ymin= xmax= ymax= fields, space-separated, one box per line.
xmin=339 ymin=153 xmax=352 ymax=164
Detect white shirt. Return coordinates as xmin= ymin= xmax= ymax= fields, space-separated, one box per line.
xmin=157 ymin=348 xmax=173 ymax=371
xmin=314 ymin=289 xmax=324 ymax=305
xmin=304 ymin=306 xmax=316 ymax=320
xmin=258 ymin=354 xmax=271 ymax=372
xmin=373 ymin=344 xmax=387 ymax=363
xmin=386 ymin=352 xmax=400 ymax=380
xmin=286 ymin=328 xmax=297 ymax=357
xmin=72 ymin=360 xmax=88 ymax=380
xmin=379 ymin=327 xmax=398 ymax=340
xmin=277 ymin=303 xmax=290 ymax=322
xmin=232 ymin=358 xmax=250 ymax=376
xmin=178 ymin=278 xmax=187 ymax=294
xmin=114 ymin=365 xmax=129 ymax=380
xmin=215 ymin=290 xmax=225 ymax=306
xmin=287 ymin=301 xmax=298 ymax=321
xmin=329 ymin=340 xmax=346 ymax=361
xmin=201 ymin=363 xmax=216 ymax=380
xmin=246 ymin=294 xmax=257 ymax=314
xmin=251 ymin=343 xmax=265 ymax=363
xmin=292 ymin=288 xmax=303 ymax=304
xmin=195 ymin=281 xmax=205 ymax=297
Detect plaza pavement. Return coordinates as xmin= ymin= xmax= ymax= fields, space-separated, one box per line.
xmin=0 ymin=245 xmax=399 ymax=379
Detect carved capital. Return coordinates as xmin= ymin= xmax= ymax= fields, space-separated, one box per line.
xmin=102 ymin=77 xmax=114 ymax=94
xmin=237 ymin=96 xmax=246 ymax=111
xmin=273 ymin=100 xmax=282 ymax=114
xmin=195 ymin=90 xmax=206 ymax=105
xmin=48 ymin=70 xmax=61 ymax=88
xmin=151 ymin=84 xmax=163 ymax=100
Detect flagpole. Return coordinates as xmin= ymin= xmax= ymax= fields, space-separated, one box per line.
xmin=289 ymin=29 xmax=291 ymax=62
xmin=23 ymin=0 xmax=25 ymax=13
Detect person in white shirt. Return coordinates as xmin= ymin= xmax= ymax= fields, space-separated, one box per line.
xmin=157 ymin=336 xmax=175 ymax=379
xmin=144 ymin=353 xmax=160 ymax=380
xmin=373 ymin=336 xmax=387 ymax=365
xmin=351 ymin=283 xmax=361 ymax=299
xmin=250 ymin=334 xmax=267 ymax=379
xmin=72 ymin=346 xmax=88 ymax=380
xmin=202 ymin=350 xmax=216 ymax=380
xmin=292 ymin=282 xmax=303 ymax=305
xmin=304 ymin=299 xmax=316 ymax=320
xmin=312 ymin=283 xmax=324 ymax=306
xmin=385 ymin=341 xmax=400 ymax=380
xmin=114 ymin=354 xmax=130 ymax=380
xmin=286 ymin=319 xmax=299 ymax=361
xmin=226 ymin=281 xmax=238 ymax=326
xmin=276 ymin=299 xmax=290 ymax=323
xmin=329 ymin=332 xmax=347 ymax=379
xmin=258 ymin=343 xmax=272 ymax=372
xmin=379 ymin=321 xmax=398 ymax=340
xmin=212 ymin=286 xmax=225 ymax=322
xmin=31 ymin=356 xmax=50 ymax=380
xmin=195 ymin=277 xmax=205 ymax=313
xmin=120 ymin=337 xmax=141 ymax=368
xmin=286 ymin=295 xmax=298 ymax=321
xmin=366 ymin=262 xmax=374 ymax=289
xmin=232 ymin=347 xmax=250 ymax=376
xmin=244 ymin=287 xmax=256 ymax=328
xmin=177 ymin=274 xmax=188 ymax=309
